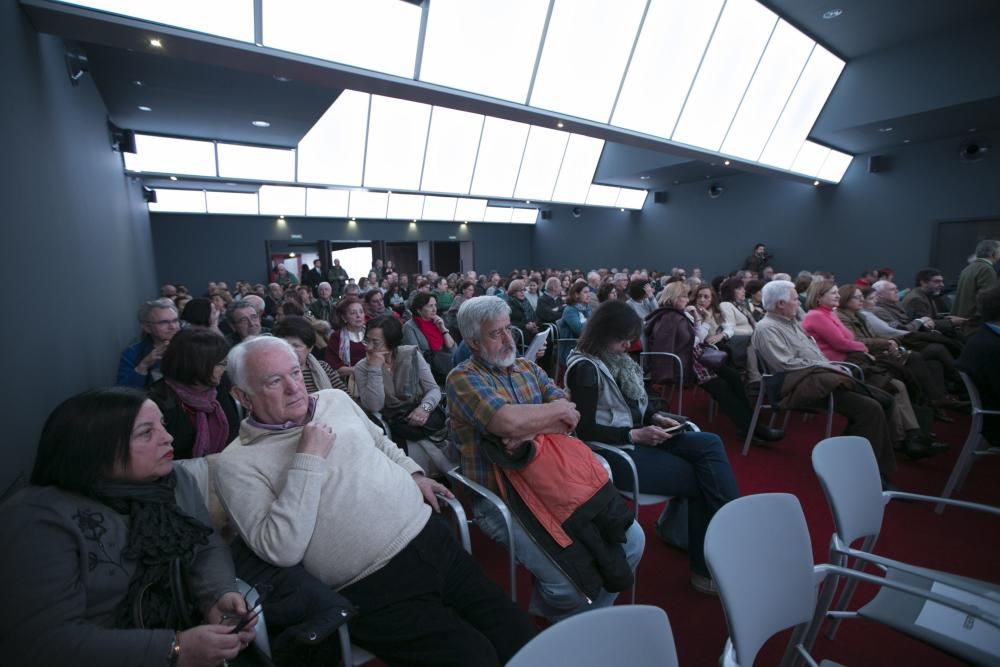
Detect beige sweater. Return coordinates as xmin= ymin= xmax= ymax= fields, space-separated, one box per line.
xmin=213 ymin=389 xmax=429 ymax=589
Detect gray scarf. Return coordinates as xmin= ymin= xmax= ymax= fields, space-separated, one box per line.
xmin=598 ymin=351 xmax=646 ymax=405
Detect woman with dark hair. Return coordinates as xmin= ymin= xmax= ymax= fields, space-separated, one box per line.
xmin=181 ymin=297 xmax=221 ymax=332
xmin=690 ymin=285 xmax=725 ymax=347
xmin=558 ymin=281 xmax=592 ymax=364
xmin=433 ymin=277 xmax=454 ymax=312
xmin=625 ymin=279 xmax=657 ymax=320
xmin=0 ymin=387 xmax=256 ymax=665
xmin=565 ymin=301 xmax=740 ymax=595
xmin=403 ymin=292 xmax=456 ymax=355
xmin=718 ymin=278 xmax=755 ymax=338
xmin=445 ymin=280 xmax=476 ymax=330
xmin=325 ymin=297 xmax=367 ymax=378
xmin=646 ymin=283 xmax=783 ymax=443
xmin=744 ymin=279 xmax=766 ymax=322
xmin=275 ymin=299 xmax=305 ymax=323
xmin=273 ymin=316 xmax=348 ymax=394
xmin=596 ymin=282 xmax=621 ymax=305
xmin=148 ymin=328 xmax=240 ymax=460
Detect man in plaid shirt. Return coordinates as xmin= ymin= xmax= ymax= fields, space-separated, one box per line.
xmin=447 ymin=296 xmax=645 ymax=621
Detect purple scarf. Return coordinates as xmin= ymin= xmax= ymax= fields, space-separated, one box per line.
xmin=166 ymin=379 xmax=230 ymax=457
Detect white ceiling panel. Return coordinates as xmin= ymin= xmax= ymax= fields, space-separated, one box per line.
xmin=262 ymin=0 xmax=420 ymax=78
xmin=514 ymin=126 xmax=569 ymax=201
xmin=672 ymin=0 xmax=778 ymax=151
xmin=305 ymin=188 xmax=350 ymax=217
xmin=422 ymin=195 xmax=458 ymax=221
xmin=420 ymin=0 xmax=548 ymax=103
xmin=483 ymin=206 xmax=514 ymax=223
xmin=721 ymin=20 xmax=814 ymax=161
xmin=611 ymin=0 xmax=724 ymax=138
xmin=551 ymin=134 xmax=604 ymax=203
xmin=759 ymin=45 xmax=845 ymax=169
xmin=420 ymin=107 xmax=484 ymax=194
xmin=217 ymin=143 xmax=295 ymax=182
xmin=148 ymin=189 xmax=206 ymax=213
xmin=511 ymin=208 xmax=539 ymax=224
xmin=364 ymin=95 xmax=432 ymax=191
xmin=616 ymin=188 xmax=648 ymax=209
xmin=206 ymin=191 xmax=258 ymax=214
xmin=387 ymin=192 xmax=425 ymax=220
xmin=585 ymin=184 xmax=621 ymax=207
xmin=124 ymin=134 xmax=217 ymax=176
xmin=454 ymin=197 xmax=487 ymax=222
xmin=469 ymin=117 xmax=529 ymax=198
xmin=790 ymin=140 xmax=830 ymax=176
xmin=530 ymin=0 xmax=646 ymax=122
xmin=258 ymin=185 xmax=306 ymax=215
xmin=297 ymin=90 xmax=369 ymax=187
xmin=60 ymin=0 xmax=255 ymax=42
xmin=817 ymin=150 xmax=853 ymax=183
xmin=348 ymin=190 xmax=389 ymax=219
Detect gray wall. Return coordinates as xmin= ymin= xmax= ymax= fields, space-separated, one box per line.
xmin=150 ymin=214 xmax=534 ymax=289
xmin=1 ymin=5 xmax=156 ymax=495
xmin=534 ymin=131 xmax=1000 ymax=285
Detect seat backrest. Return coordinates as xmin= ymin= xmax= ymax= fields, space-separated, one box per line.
xmin=705 ymin=494 xmax=818 ymax=667
xmin=505 ymin=605 xmax=678 ymax=667
xmin=957 ymin=370 xmax=983 ymax=413
xmin=811 ymin=436 xmax=886 ymax=545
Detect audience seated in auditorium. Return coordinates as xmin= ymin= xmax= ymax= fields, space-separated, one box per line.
xmin=325 ymin=297 xmax=367 ymax=381
xmin=902 ymin=268 xmax=965 ymax=335
xmin=957 ymin=285 xmax=1000 ymax=446
xmin=180 ymin=296 xmax=221 ymax=333
xmin=216 ymin=337 xmax=534 ymax=665
xmin=117 ymin=298 xmax=180 ymax=388
xmin=536 ymin=276 xmax=565 ymax=325
xmin=223 ymin=301 xmax=263 ymax=350
xmin=447 ymin=296 xmax=644 ymax=620
xmin=506 ymin=279 xmax=541 ymax=337
xmin=558 ymin=281 xmax=592 ymax=364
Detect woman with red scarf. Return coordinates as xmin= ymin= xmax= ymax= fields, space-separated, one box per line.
xmin=147 ymin=328 xmax=240 ymax=459
xmin=403 ymin=292 xmax=456 ymax=356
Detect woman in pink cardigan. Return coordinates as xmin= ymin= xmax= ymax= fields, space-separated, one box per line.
xmin=802 ymin=280 xmax=868 ymax=361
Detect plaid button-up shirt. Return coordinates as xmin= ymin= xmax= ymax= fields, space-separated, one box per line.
xmin=447 ymin=356 xmax=566 ymax=491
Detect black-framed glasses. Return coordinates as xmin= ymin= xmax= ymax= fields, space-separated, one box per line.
xmin=220 ymin=582 xmax=272 ymax=634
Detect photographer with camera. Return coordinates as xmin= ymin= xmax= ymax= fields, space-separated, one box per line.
xmin=742 ymin=243 xmax=772 ymax=274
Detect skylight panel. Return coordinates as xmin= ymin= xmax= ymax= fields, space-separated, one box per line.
xmin=721 ymin=20 xmax=814 ymax=161
xmin=611 ymin=0 xmax=724 ymax=138
xmin=420 ymin=0 xmax=548 ymax=103
xmin=305 ymin=188 xmax=350 ymax=217
xmin=387 ymin=193 xmax=425 ymax=220
xmin=530 ymin=0 xmax=646 ymax=122
xmin=422 ymin=196 xmax=458 ymax=221
xmin=258 ymin=185 xmax=306 ymax=216
xmin=217 ymin=144 xmax=295 ymax=182
xmin=60 ymin=0 xmax=254 ymax=42
xmin=585 ymin=184 xmax=621 ymax=207
xmin=790 ymin=141 xmax=830 ymax=176
xmin=348 ymin=191 xmax=389 ymax=219
xmin=147 ymin=189 xmax=206 ymax=213
xmin=469 ymin=117 xmax=530 ymax=198
xmin=262 ymin=0 xmax=420 ymax=78
xmin=420 ymin=107 xmax=484 ymax=194
xmin=511 ymin=208 xmax=539 ymax=224
xmin=551 ymin=134 xmax=604 ymax=203
xmin=124 ymin=134 xmax=217 ymax=177
xmin=759 ymin=45 xmax=845 ymax=169
xmin=297 ymin=90 xmax=369 ymax=187
xmin=513 ymin=126 xmax=569 ymax=201
xmin=363 ymin=95 xmax=431 ymax=191
xmin=454 ymin=198 xmax=487 ymax=222
xmin=616 ymin=188 xmax=648 ymax=210
xmin=672 ymin=0 xmax=777 ymax=151
xmin=817 ymin=150 xmax=853 ymax=183
xmin=206 ymin=191 xmax=258 ymax=214
xmin=483 ymin=206 xmax=514 ymax=223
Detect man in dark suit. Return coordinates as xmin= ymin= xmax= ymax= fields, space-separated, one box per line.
xmin=957 ymin=285 xmax=1000 ymax=445
xmin=901 ymin=268 xmax=965 ymax=337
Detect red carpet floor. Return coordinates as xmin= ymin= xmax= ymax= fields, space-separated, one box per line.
xmin=464 ymin=387 xmax=1000 ymax=666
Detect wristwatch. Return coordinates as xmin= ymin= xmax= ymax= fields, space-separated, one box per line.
xmin=420 ymin=403 xmax=432 ymax=413
xmin=167 ymin=634 xmax=181 ymax=666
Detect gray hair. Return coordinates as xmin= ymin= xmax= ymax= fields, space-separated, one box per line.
xmin=226 ymin=300 xmax=256 ymax=323
xmin=318 ymin=281 xmax=331 ymax=290
xmin=457 ymin=296 xmax=511 ymax=345
xmin=544 ymin=276 xmax=561 ymax=293
xmin=872 ymin=280 xmax=893 ymax=293
xmin=243 ymin=294 xmax=265 ymax=313
xmin=773 ymin=272 xmax=792 ymax=282
xmin=226 ymin=336 xmax=297 ymax=393
xmin=975 ymin=239 xmax=1000 ymax=258
xmin=137 ymin=298 xmax=177 ymax=323
xmin=761 ymin=280 xmax=796 ymax=312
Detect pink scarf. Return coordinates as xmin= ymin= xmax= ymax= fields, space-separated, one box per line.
xmin=166 ymin=379 xmax=230 ymax=457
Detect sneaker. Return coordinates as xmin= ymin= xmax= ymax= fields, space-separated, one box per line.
xmin=691 ymin=573 xmax=718 ymax=596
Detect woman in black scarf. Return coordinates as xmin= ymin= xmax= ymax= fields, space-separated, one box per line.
xmin=0 ymin=387 xmax=256 ymax=666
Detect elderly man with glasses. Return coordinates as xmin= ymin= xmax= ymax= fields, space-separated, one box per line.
xmin=116 ymin=297 xmax=180 ymax=388
xmin=224 ymin=301 xmax=263 ymax=348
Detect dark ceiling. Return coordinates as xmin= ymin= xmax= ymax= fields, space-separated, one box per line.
xmin=20 ymin=0 xmax=1000 ymax=196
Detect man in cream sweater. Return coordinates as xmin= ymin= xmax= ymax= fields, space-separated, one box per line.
xmin=215 ymin=336 xmax=533 ymax=666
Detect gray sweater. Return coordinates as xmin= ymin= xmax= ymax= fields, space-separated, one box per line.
xmin=0 ymin=467 xmax=236 ymax=666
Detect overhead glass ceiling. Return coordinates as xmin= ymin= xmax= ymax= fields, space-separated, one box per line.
xmin=63 ymin=0 xmax=854 ymax=185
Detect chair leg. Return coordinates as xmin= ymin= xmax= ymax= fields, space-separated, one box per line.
xmin=743 ymin=391 xmax=766 ymax=456
xmin=826 ymin=535 xmax=877 ymax=639
xmin=804 ymin=565 xmax=841 ymax=652
xmin=825 ymin=393 xmax=835 ymax=439
xmin=937 ymin=417 xmax=984 ymax=512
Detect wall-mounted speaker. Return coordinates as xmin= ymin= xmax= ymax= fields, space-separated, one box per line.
xmin=540 ymin=210 xmax=552 ymax=220
xmin=653 ymin=191 xmax=669 ymax=204
xmin=571 ymin=206 xmax=582 ymax=218
xmin=142 ymin=187 xmax=157 ymax=204
xmin=868 ymin=155 xmax=885 ymax=173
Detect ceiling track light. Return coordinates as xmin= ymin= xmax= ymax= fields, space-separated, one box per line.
xmin=822 ymin=9 xmax=843 ymax=19
xmin=149 ymin=38 xmax=163 ymax=48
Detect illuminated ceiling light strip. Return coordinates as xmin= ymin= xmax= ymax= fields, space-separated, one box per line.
xmin=606 ymin=0 xmax=652 ymax=124
xmin=148 ymin=188 xmax=208 ymax=213
xmin=513 ymin=126 xmax=569 ymax=202
xmin=667 ymin=0 xmax=724 ymax=139
xmin=363 ymin=95 xmax=431 ymax=191
xmin=523 ymin=0 xmax=556 ymax=105
xmin=817 ymin=150 xmax=853 ymax=183
xmin=296 ymin=90 xmax=369 ymax=187
xmin=58 ymin=0 xmax=256 ymax=42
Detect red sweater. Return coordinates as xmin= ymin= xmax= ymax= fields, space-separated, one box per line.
xmin=802 ymin=306 xmax=865 ymax=361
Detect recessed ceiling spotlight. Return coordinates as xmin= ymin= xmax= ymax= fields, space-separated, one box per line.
xmin=903 ymin=139 xmax=911 ymax=144
xmin=251 ymin=120 xmax=271 ymax=128
xmin=620 ymin=208 xmax=626 ymax=212
xmin=149 ymin=38 xmax=163 ymax=48
xmin=279 ymin=215 xmax=285 ymax=219
xmin=639 ymin=175 xmax=650 ymax=180
xmin=724 ymin=160 xmax=731 ymax=166
xmin=822 ymin=9 xmax=842 ymax=19
xmin=137 ymin=105 xmax=152 ymax=112
xmin=969 ymin=128 xmax=978 ymax=132
xmin=273 ymin=74 xmax=292 ymax=82
xmin=461 ymin=221 xmax=468 ymax=226
xmin=132 ymin=80 xmax=144 ymax=86
xmin=877 ymin=126 xmax=893 ymax=133
xmin=289 ymin=251 xmax=295 ymax=257
xmin=813 ymin=180 xmax=820 ymax=186
xmin=169 ymin=176 xmax=178 ymax=181
xmin=556 ymin=122 xmax=564 ymax=128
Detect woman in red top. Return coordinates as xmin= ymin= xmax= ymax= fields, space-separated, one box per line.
xmin=801 ymin=280 xmax=867 ymax=361
xmin=403 ymin=292 xmax=456 ymax=355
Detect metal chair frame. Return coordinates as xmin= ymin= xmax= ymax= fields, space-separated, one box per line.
xmin=937 ymin=370 xmax=1000 ymax=512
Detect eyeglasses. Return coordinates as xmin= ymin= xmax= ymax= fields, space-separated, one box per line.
xmin=362 ymin=337 xmax=385 ymax=348
xmin=145 ymin=318 xmax=179 ymax=327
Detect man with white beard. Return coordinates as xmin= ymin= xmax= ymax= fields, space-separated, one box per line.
xmin=446 ymin=296 xmax=645 ymax=621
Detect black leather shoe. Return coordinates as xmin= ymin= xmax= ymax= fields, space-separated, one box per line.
xmin=933 ymin=409 xmax=956 ymax=424
xmin=901 ymin=435 xmax=947 ymax=460
xmin=754 ymin=425 xmax=785 ymax=442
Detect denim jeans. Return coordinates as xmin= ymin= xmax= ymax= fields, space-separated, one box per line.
xmin=474 ymin=499 xmax=645 ymax=622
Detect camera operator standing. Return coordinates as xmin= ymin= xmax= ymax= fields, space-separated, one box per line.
xmin=743 ymin=243 xmax=772 ymax=274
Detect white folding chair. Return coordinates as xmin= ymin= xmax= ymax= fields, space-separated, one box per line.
xmin=640 ymin=351 xmax=684 ymax=415
xmin=505 ymin=605 xmax=679 ymax=667
xmin=937 ymin=370 xmax=1000 ymax=512
xmin=810 ymin=436 xmax=1000 ymax=665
